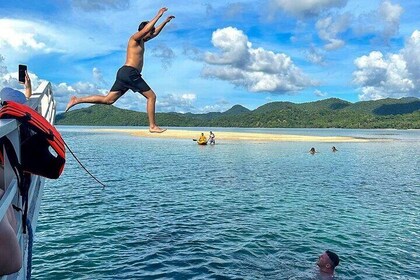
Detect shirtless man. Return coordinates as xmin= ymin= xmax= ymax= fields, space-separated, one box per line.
xmin=65 ymin=7 xmax=175 ymax=133
xmin=317 ymin=250 xmax=340 ymax=278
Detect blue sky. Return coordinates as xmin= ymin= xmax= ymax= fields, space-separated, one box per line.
xmin=0 ymin=0 xmax=418 ymax=113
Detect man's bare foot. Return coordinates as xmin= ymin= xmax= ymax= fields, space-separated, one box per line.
xmin=65 ymin=96 xmax=78 ymax=112
xmin=149 ymin=126 xmax=167 ymax=133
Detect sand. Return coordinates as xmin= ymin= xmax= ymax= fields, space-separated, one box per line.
xmin=93 ymin=128 xmax=375 ymax=142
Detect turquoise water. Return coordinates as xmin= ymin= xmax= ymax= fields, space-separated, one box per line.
xmin=33 ymin=127 xmax=419 ymax=279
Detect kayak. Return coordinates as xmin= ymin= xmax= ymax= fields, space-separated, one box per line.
xmin=197 ymin=140 xmax=207 ymax=145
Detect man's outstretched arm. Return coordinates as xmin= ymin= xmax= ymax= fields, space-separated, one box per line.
xmin=149 ymin=15 xmax=175 ymax=40
xmin=132 ymin=7 xmax=168 ymax=41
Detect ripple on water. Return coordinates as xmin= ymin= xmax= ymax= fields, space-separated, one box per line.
xmin=32 ymin=128 xmax=420 ymax=279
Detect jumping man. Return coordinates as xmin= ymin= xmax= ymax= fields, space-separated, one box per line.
xmin=65 ymin=7 xmax=175 ymax=133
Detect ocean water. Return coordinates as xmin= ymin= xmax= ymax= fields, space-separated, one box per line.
xmin=32 ymin=127 xmax=419 ymax=280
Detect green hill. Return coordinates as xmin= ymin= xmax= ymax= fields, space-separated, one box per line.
xmin=56 ymin=97 xmax=420 ymax=129
xmin=223 ymin=104 xmax=251 ymax=115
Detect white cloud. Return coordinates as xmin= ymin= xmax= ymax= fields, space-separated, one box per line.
xmin=92 ymin=68 xmax=106 ymax=86
xmin=354 ymin=1 xmax=403 ymax=44
xmin=378 ymin=0 xmax=403 ymax=42
xmin=316 ymin=13 xmax=351 ymax=50
xmin=271 ymin=0 xmax=348 ymax=17
xmin=0 ymin=56 xmax=42 ymax=89
xmin=353 ymin=30 xmax=419 ymax=100
xmin=306 ymin=45 xmax=325 ymax=65
xmin=402 ymin=31 xmax=420 ymax=87
xmin=52 ymin=80 xmax=109 ymax=111
xmin=0 ymin=18 xmax=120 ymax=62
xmin=314 ymin=89 xmax=327 ymax=97
xmin=0 ymin=63 xmax=100 ymax=112
xmin=199 ymin=99 xmax=231 ymax=113
xmin=157 ymin=93 xmax=197 ymax=113
xmin=203 ymin=27 xmax=315 ymax=93
xmin=205 ymin=27 xmax=250 ymax=67
xmin=0 ymin=19 xmax=59 ymax=56
xmin=116 ymin=92 xmax=229 ymax=114
xmin=0 ymin=68 xmax=42 ymax=93
xmin=0 ymin=58 xmax=113 ymax=112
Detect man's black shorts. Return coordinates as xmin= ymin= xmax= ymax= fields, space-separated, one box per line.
xmin=110 ymin=65 xmax=151 ymax=93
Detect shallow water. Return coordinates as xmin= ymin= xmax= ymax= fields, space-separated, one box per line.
xmin=32 ymin=127 xmax=420 ymax=279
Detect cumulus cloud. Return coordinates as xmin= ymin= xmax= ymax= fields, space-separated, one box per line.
xmin=151 ymin=44 xmax=176 ymax=69
xmin=205 ymin=27 xmax=250 ymax=67
xmin=402 ymin=31 xmax=420 ymax=87
xmin=157 ymin=93 xmax=197 ymax=113
xmin=378 ymin=0 xmax=403 ymax=42
xmin=0 ymin=55 xmax=42 ymax=90
xmin=354 ymin=1 xmax=403 ymax=44
xmin=72 ymin=0 xmax=130 ymax=11
xmin=271 ymin=0 xmax=348 ymax=17
xmin=353 ymin=30 xmax=419 ymax=100
xmin=0 ymin=67 xmax=41 ymax=93
xmin=306 ymin=45 xmax=326 ymax=65
xmin=115 ymin=91 xmax=227 ymax=114
xmin=316 ymin=13 xmax=351 ymax=50
xmin=52 ymin=80 xmax=109 ymax=111
xmin=203 ymin=27 xmax=315 ymax=93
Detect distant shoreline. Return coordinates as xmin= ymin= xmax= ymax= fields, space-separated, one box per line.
xmin=92 ymin=128 xmax=383 ymax=142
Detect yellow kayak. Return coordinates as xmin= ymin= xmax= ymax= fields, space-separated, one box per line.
xmin=197 ymin=140 xmax=207 ymax=145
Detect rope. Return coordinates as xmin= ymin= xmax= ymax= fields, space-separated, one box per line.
xmin=26 ymin=218 xmax=33 ymax=280
xmin=63 ymin=140 xmax=106 ymax=188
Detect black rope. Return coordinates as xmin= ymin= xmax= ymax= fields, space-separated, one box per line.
xmin=63 ymin=140 xmax=106 ymax=188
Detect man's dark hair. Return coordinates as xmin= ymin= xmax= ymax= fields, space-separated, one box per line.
xmin=326 ymin=250 xmax=340 ymax=268
xmin=138 ymin=21 xmax=149 ymax=31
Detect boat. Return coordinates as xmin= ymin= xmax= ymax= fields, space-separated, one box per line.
xmin=197 ymin=140 xmax=208 ymax=145
xmin=0 ymin=81 xmax=62 ymax=280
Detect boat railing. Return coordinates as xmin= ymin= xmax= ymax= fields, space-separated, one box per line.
xmin=0 ymin=81 xmax=56 ymax=280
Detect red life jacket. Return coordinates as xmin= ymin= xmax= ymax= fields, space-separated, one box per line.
xmin=0 ymin=100 xmax=65 ymax=179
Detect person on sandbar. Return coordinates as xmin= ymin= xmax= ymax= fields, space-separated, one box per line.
xmin=208 ymin=131 xmax=215 ymax=145
xmin=65 ymin=7 xmax=175 ymax=133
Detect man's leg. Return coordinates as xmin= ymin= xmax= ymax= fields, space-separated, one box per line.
xmin=141 ymin=89 xmax=166 ymax=133
xmin=65 ymin=91 xmax=124 ymax=112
